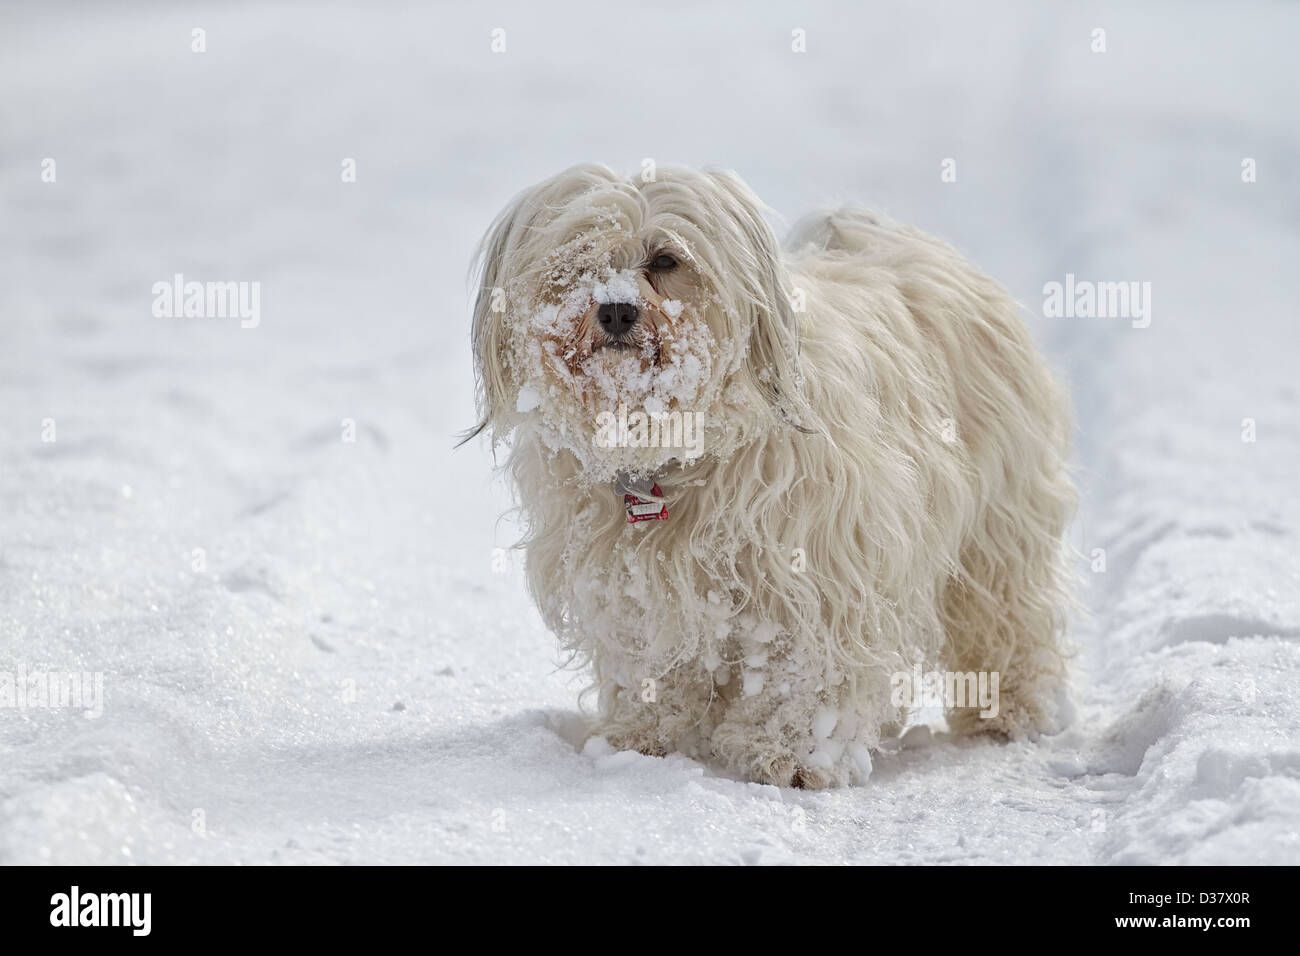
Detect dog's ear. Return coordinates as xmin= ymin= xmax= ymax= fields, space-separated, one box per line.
xmin=461 ymin=165 xmax=628 ymax=446
xmin=460 ymin=185 xmax=536 ymax=446
xmin=703 ymin=169 xmax=812 ymax=433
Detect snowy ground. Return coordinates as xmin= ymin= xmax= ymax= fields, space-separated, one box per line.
xmin=1 ymin=1 xmax=1298 ymax=864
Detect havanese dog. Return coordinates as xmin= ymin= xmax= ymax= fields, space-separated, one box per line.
xmin=466 ymin=164 xmax=1075 ymax=788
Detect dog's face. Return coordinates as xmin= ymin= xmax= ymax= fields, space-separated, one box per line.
xmin=468 ymin=164 xmax=804 ymax=483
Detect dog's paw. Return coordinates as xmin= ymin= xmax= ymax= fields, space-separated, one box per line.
xmin=718 ymin=737 xmax=850 ymax=789
xmin=947 ymin=694 xmax=1050 ymax=740
xmin=750 ymin=754 xmax=849 ymax=789
xmin=752 ymin=750 xmax=798 ymax=788
xmin=791 ymin=765 xmax=838 ymax=790
xmin=602 ymin=726 xmax=669 ymax=758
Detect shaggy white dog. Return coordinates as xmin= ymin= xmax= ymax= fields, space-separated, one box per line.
xmin=467 ymin=164 xmax=1075 ymax=788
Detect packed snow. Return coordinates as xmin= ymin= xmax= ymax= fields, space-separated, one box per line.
xmin=1 ymin=1 xmax=1297 ymax=864
xmin=590 ymin=270 xmax=642 ymax=306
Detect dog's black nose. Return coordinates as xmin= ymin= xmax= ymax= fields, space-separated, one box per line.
xmin=597 ymin=302 xmax=639 ymax=336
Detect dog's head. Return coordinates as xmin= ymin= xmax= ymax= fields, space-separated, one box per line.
xmin=465 ymin=163 xmax=806 ymax=482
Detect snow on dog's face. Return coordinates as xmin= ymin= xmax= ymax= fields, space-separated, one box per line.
xmin=467 ymin=164 xmax=805 ymax=484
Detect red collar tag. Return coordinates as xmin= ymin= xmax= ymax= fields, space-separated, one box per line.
xmin=625 ymin=483 xmax=668 ymax=522
xmin=617 ymin=473 xmax=668 ymax=523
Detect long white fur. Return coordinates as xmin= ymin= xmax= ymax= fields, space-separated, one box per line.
xmin=468 ymin=164 xmax=1076 ymax=788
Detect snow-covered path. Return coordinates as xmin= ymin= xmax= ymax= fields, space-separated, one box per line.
xmin=1 ymin=1 xmax=1297 ymax=864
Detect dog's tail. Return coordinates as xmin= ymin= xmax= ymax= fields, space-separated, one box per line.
xmin=784 ymin=207 xmax=897 ymax=258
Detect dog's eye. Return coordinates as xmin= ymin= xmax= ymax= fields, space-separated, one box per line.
xmin=650 ymin=253 xmax=678 ymax=271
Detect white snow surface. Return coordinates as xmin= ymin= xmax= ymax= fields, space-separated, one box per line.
xmin=1 ymin=1 xmax=1298 ymax=865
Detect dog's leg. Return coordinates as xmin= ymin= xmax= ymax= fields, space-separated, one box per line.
xmin=595 ymin=665 xmax=719 ymax=760
xmin=709 ymin=659 xmax=881 ymax=789
xmin=941 ymin=487 xmax=1074 ymax=738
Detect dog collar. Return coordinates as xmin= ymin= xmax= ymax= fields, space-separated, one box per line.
xmin=615 ymin=471 xmax=668 ymax=523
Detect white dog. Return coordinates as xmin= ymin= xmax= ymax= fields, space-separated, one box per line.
xmin=467 ymin=164 xmax=1075 ymax=788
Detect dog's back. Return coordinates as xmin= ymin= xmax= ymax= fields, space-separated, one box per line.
xmin=783 ymin=204 xmax=1076 ymax=739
